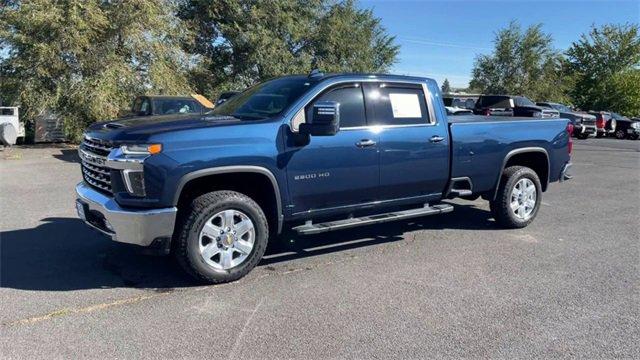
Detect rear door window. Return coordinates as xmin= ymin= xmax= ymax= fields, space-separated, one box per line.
xmin=365 ymin=83 xmax=430 ymax=126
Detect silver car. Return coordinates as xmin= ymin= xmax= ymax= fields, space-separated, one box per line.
xmin=537 ymin=102 xmax=597 ymax=139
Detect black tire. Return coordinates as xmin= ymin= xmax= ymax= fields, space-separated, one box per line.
xmin=630 ymin=134 xmax=639 ymax=140
xmin=175 ymin=190 xmax=269 ymax=284
xmin=614 ymin=129 xmax=626 ymax=140
xmin=489 ymin=166 xmax=542 ymax=229
xmin=576 ymin=133 xmax=589 ymax=140
xmin=595 ymin=133 xmax=604 ymax=138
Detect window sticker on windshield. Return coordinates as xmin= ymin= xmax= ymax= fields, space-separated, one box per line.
xmin=389 ymin=93 xmax=421 ymax=118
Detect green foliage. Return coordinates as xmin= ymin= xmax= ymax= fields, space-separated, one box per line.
xmin=440 ymin=78 xmax=451 ymax=93
xmin=1 ymin=0 xmax=398 ymax=140
xmin=0 ymin=0 xmax=192 ymax=141
xmin=179 ymin=0 xmax=399 ymax=99
xmin=566 ymin=24 xmax=640 ymax=115
xmin=469 ymin=21 xmax=569 ymax=102
xmin=606 ymin=69 xmax=640 ymax=116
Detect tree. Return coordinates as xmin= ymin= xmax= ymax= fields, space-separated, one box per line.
xmin=0 ymin=0 xmax=192 ymax=140
xmin=441 ymin=78 xmax=451 ymax=93
xmin=469 ymin=21 xmax=568 ymax=102
xmin=566 ymin=24 xmax=640 ymax=114
xmin=179 ymin=0 xmax=399 ymax=98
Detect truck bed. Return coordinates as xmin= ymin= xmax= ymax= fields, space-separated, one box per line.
xmin=448 ymin=115 xmax=570 ymax=195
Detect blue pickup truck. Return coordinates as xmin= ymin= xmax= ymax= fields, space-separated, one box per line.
xmin=76 ymin=73 xmax=573 ymax=283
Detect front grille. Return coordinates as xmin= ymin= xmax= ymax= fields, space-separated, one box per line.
xmin=582 ymin=118 xmax=596 ymax=126
xmin=80 ymin=137 xmax=115 ymax=194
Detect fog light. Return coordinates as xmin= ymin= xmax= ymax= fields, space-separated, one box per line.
xmin=122 ymin=169 xmax=146 ymax=197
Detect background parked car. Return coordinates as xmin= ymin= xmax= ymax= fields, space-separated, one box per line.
xmin=0 ymin=106 xmax=25 ymax=145
xmin=445 ymin=106 xmax=474 ymax=115
xmin=443 ymin=95 xmax=478 ymax=110
xmin=474 ymin=95 xmax=559 ymax=118
xmin=608 ymin=114 xmax=639 ymax=140
xmin=587 ymin=111 xmax=617 ymax=138
xmin=125 ymin=95 xmax=214 ymax=117
xmin=537 ymin=102 xmax=597 ymax=139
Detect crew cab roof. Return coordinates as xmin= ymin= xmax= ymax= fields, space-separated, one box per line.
xmin=279 ymin=73 xmax=432 ymax=83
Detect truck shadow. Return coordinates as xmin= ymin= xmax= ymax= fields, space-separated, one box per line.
xmin=51 ymin=148 xmax=80 ymax=163
xmin=1 ymin=204 xmax=494 ymax=291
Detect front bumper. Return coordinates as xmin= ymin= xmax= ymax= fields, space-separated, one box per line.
xmin=579 ymin=125 xmax=597 ymax=136
xmin=75 ymin=182 xmax=177 ymax=247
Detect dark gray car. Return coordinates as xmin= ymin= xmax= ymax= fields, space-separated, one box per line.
xmin=537 ymin=102 xmax=597 ymax=139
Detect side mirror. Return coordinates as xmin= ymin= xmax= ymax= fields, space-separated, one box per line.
xmin=299 ymin=101 xmax=340 ymax=136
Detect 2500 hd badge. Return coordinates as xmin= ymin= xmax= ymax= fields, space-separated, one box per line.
xmin=294 ymin=172 xmax=330 ymax=180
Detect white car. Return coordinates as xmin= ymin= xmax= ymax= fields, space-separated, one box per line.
xmin=0 ymin=107 xmax=25 ymax=146
xmin=445 ymin=106 xmax=473 ymax=116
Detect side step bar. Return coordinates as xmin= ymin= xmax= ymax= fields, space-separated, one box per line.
xmin=292 ymin=203 xmax=454 ymax=235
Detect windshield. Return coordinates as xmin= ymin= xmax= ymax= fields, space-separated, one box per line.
xmin=479 ymin=96 xmax=511 ymax=108
xmin=154 ymin=99 xmax=200 ymax=115
xmin=211 ymin=77 xmax=313 ymax=120
xmin=551 ymin=103 xmax=572 ymax=112
xmin=611 ymin=112 xmax=628 ymax=120
xmin=516 ymin=96 xmax=536 ymax=107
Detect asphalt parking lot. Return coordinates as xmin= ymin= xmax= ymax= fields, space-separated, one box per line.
xmin=1 ymin=138 xmax=638 ymax=358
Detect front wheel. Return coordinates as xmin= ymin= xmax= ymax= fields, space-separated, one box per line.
xmin=614 ymin=129 xmax=627 ymax=139
xmin=175 ymin=190 xmax=269 ymax=284
xmin=490 ymin=166 xmax=542 ymax=229
xmin=576 ymin=133 xmax=589 ymax=140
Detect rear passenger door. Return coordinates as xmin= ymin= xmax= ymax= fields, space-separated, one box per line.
xmin=364 ymin=82 xmax=449 ymax=201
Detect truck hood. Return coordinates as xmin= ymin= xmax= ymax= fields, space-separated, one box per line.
xmin=85 ymin=114 xmax=246 ymax=142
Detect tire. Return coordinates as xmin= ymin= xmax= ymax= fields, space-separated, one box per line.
xmin=595 ymin=133 xmax=603 ymax=138
xmin=614 ymin=129 xmax=626 ymax=140
xmin=0 ymin=123 xmax=17 ymax=146
xmin=630 ymin=134 xmax=639 ymax=140
xmin=576 ymin=133 xmax=589 ymax=140
xmin=490 ymin=166 xmax=542 ymax=229
xmin=175 ymin=190 xmax=269 ymax=284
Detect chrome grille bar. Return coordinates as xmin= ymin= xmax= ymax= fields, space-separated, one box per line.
xmin=80 ymin=137 xmax=115 ymax=194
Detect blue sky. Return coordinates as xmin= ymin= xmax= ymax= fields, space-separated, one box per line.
xmin=360 ymin=0 xmax=640 ymax=88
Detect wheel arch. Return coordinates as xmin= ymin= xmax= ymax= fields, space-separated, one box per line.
xmin=174 ymin=166 xmax=283 ymax=234
xmin=491 ymin=147 xmax=550 ymax=200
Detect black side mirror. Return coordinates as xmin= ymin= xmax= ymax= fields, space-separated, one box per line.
xmin=299 ymin=101 xmax=340 ymax=136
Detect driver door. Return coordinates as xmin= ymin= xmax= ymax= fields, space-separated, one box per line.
xmin=283 ymin=83 xmax=380 ymax=217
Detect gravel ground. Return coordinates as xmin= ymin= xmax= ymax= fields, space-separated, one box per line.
xmin=1 ymin=138 xmax=638 ymax=359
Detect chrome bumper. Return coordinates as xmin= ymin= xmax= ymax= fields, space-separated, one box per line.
xmin=560 ymin=162 xmax=573 ymax=182
xmin=75 ymin=182 xmax=177 ymax=246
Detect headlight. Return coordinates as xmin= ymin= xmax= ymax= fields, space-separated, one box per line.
xmin=120 ymin=143 xmax=162 ymax=155
xmin=632 ymin=122 xmax=640 ymax=129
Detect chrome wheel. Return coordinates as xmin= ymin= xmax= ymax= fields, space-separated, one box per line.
xmin=198 ymin=209 xmax=255 ymax=270
xmin=510 ymin=178 xmax=537 ymax=220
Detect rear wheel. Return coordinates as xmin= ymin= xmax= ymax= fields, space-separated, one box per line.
xmin=615 ymin=129 xmax=627 ymax=139
xmin=490 ymin=166 xmax=542 ymax=229
xmin=576 ymin=132 xmax=589 ymax=140
xmin=175 ymin=191 xmax=269 ymax=284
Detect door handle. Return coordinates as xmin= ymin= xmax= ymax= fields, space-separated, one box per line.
xmin=429 ymin=135 xmax=445 ymax=143
xmin=356 ymin=139 xmax=377 ymax=148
